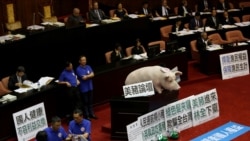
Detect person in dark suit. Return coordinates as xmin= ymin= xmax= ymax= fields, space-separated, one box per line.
xmin=138 ymin=1 xmax=153 ymax=17
xmin=206 ymin=9 xmax=221 ymax=29
xmin=8 ymin=66 xmax=28 ymax=91
xmin=196 ymin=32 xmax=212 ymax=52
xmin=89 ymin=1 xmax=109 ymax=24
xmin=198 ymin=0 xmax=213 ymax=12
xmin=155 ymin=0 xmax=173 ymax=17
xmin=111 ymin=43 xmax=125 ymax=63
xmin=178 ymin=0 xmax=192 ymax=17
xmin=132 ymin=38 xmax=146 ymax=55
xmin=66 ymin=8 xmax=85 ymax=28
xmin=216 ymin=0 xmax=230 ymax=10
xmin=172 ymin=18 xmax=184 ymax=32
xmin=221 ymin=10 xmax=235 ymax=25
xmin=189 ymin=12 xmax=203 ymax=30
xmin=114 ymin=2 xmax=129 ymax=20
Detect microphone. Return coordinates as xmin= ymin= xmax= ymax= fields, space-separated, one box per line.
xmin=38 ymin=12 xmax=44 ymax=18
xmin=33 ymin=13 xmax=36 ymax=25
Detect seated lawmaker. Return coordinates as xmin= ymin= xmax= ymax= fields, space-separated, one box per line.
xmin=221 ymin=10 xmax=235 ymax=25
xmin=172 ymin=19 xmax=184 ymax=32
xmin=138 ymin=1 xmax=153 ymax=17
xmin=178 ymin=0 xmax=192 ymax=17
xmin=189 ymin=12 xmax=203 ymax=30
xmin=198 ymin=0 xmax=213 ymax=12
xmin=89 ymin=1 xmax=109 ymax=24
xmin=66 ymin=8 xmax=84 ymax=27
xmin=8 ymin=66 xmax=28 ymax=91
xmin=114 ymin=2 xmax=129 ymax=20
xmin=155 ymin=0 xmax=173 ymax=17
xmin=111 ymin=43 xmax=125 ymax=63
xmin=131 ymin=38 xmax=146 ymax=55
xmin=216 ymin=0 xmax=230 ymax=10
xmin=205 ymin=9 xmax=221 ymax=29
xmin=196 ymin=32 xmax=212 ymax=52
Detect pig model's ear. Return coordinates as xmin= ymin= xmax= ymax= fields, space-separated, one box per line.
xmin=160 ymin=67 xmax=170 ymax=73
xmin=175 ymin=71 xmax=183 ymax=76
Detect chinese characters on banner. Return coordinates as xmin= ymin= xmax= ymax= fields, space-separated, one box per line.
xmin=191 ymin=88 xmax=219 ymax=127
xmin=164 ymin=95 xmax=194 ymax=132
xmin=123 ymin=80 xmax=154 ymax=98
xmin=220 ymin=50 xmax=249 ymax=80
xmin=126 ymin=89 xmax=220 ymax=141
xmin=12 ymin=102 xmax=48 ymax=141
xmin=137 ymin=107 xmax=166 ymax=141
xmin=126 ymin=120 xmax=143 ymax=141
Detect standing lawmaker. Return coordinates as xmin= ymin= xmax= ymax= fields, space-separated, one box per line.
xmin=76 ymin=55 xmax=97 ymax=120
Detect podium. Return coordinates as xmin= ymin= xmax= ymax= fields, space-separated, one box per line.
xmin=110 ymin=90 xmax=179 ymax=140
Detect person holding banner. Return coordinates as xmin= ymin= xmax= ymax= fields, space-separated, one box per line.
xmin=44 ymin=116 xmax=72 ymax=141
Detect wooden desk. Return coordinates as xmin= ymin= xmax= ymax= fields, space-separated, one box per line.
xmin=200 ymin=44 xmax=250 ymax=75
xmin=92 ymin=51 xmax=188 ymax=105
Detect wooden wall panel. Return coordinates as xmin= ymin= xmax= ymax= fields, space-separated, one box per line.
xmin=0 ymin=0 xmax=248 ymax=35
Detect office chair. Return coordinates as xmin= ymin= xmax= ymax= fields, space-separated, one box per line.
xmin=190 ymin=40 xmax=200 ymax=62
xmin=105 ymin=51 xmax=113 ymax=63
xmin=225 ymin=30 xmax=249 ymax=43
xmin=148 ymin=40 xmax=166 ymax=51
xmin=125 ymin=46 xmax=133 ymax=57
xmin=160 ymin=25 xmax=173 ymax=42
xmin=0 ymin=81 xmax=11 ymax=96
xmin=1 ymin=76 xmax=11 ymax=92
xmin=208 ymin=33 xmax=230 ymax=45
xmin=242 ymin=14 xmax=250 ymax=22
xmin=233 ymin=17 xmax=241 ymax=23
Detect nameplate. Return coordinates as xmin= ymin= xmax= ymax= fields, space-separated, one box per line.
xmin=123 ymin=80 xmax=154 ymax=98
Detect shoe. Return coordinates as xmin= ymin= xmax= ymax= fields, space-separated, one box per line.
xmin=90 ymin=115 xmax=98 ymax=119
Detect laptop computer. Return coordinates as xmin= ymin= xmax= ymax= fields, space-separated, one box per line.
xmin=147 ymin=44 xmax=161 ymax=58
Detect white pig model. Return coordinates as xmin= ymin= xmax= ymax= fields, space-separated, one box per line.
xmin=125 ymin=66 xmax=182 ymax=94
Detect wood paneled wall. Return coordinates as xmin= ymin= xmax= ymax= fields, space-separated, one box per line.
xmin=0 ymin=0 xmax=248 ymax=35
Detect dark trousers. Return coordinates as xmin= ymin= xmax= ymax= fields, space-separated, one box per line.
xmin=80 ymin=90 xmax=94 ymax=118
xmin=66 ymin=87 xmax=83 ymax=113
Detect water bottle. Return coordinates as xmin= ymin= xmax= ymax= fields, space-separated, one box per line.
xmin=37 ymin=82 xmax=40 ymax=91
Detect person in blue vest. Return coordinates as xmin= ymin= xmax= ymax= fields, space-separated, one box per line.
xmin=68 ymin=109 xmax=91 ymax=141
xmin=44 ymin=116 xmax=72 ymax=141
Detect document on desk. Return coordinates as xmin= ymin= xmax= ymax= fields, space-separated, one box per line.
xmin=14 ymin=87 xmax=33 ymax=93
xmin=222 ymin=24 xmax=237 ymax=29
xmin=38 ymin=76 xmax=54 ymax=86
xmin=206 ymin=44 xmax=223 ymax=51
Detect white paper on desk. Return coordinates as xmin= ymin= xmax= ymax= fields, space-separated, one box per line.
xmin=216 ymin=10 xmax=224 ymax=13
xmin=222 ymin=24 xmax=237 ymax=29
xmin=27 ymin=25 xmax=45 ymax=30
xmin=206 ymin=44 xmax=223 ymax=51
xmin=14 ymin=87 xmax=33 ymax=93
xmin=128 ymin=14 xmax=138 ymax=19
xmin=3 ymin=94 xmax=17 ymax=102
xmin=38 ymin=76 xmax=54 ymax=86
xmin=175 ymin=30 xmax=194 ymax=36
xmin=228 ymin=9 xmax=240 ymax=12
xmin=168 ymin=15 xmax=182 ymax=19
xmin=152 ymin=17 xmax=164 ymax=21
xmin=237 ymin=42 xmax=248 ymax=46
